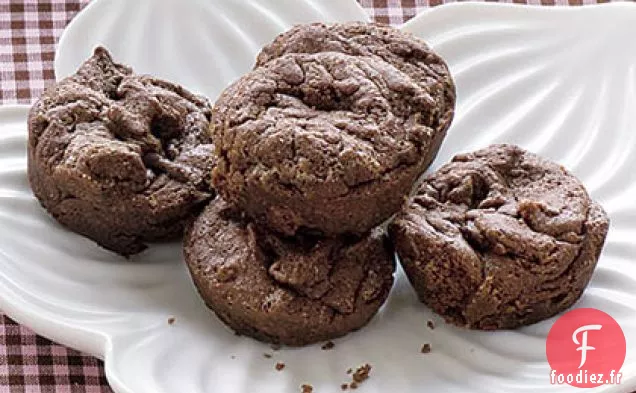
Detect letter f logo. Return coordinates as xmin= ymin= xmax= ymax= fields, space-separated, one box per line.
xmin=573 ymin=324 xmax=602 ymax=368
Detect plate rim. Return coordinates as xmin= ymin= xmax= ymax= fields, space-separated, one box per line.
xmin=3 ymin=2 xmax=636 ymax=393
xmin=0 ymin=104 xmax=111 ymax=359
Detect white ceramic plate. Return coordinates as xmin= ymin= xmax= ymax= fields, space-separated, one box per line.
xmin=1 ymin=1 xmax=635 ymax=392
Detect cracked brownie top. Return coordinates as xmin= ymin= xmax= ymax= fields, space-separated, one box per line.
xmin=389 ymin=144 xmax=609 ymax=329
xmin=184 ymin=197 xmax=395 ymax=346
xmin=212 ymin=25 xmax=454 ymax=237
xmin=28 ymin=47 xmax=216 ymax=255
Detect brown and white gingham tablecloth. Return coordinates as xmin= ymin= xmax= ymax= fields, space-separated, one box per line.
xmin=0 ymin=0 xmax=616 ymax=392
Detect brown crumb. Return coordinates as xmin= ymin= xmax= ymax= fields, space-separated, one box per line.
xmin=271 ymin=344 xmax=282 ymax=351
xmin=346 ymin=368 xmax=353 ymax=374
xmin=352 ymin=364 xmax=371 ymax=383
xmin=350 ymin=382 xmax=358 ymax=389
xmin=230 ymin=355 xmax=236 ymax=359
xmin=421 ymin=343 xmax=431 ymax=354
xmin=301 ymin=384 xmax=313 ymax=393
xmin=341 ymin=383 xmax=349 ymax=390
xmin=275 ymin=362 xmax=285 ymax=371
xmin=427 ymin=320 xmax=435 ymax=330
xmin=263 ymin=353 xmax=273 ymax=359
xmin=168 ymin=317 xmax=175 ymax=325
xmin=321 ymin=341 xmax=335 ymax=350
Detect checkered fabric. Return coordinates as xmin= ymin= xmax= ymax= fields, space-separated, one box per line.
xmin=358 ymin=0 xmax=610 ymax=25
xmin=0 ymin=1 xmax=623 ymax=392
xmin=0 ymin=1 xmax=90 ymax=105
xmin=0 ymin=315 xmax=108 ymax=393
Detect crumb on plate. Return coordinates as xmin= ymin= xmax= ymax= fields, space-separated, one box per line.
xmin=352 ymin=364 xmax=371 ymax=383
xmin=321 ymin=341 xmax=335 ymax=350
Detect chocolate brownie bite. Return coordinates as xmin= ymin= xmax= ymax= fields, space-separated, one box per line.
xmin=184 ymin=198 xmax=395 ymax=346
xmin=389 ymin=144 xmax=609 ymax=329
xmin=212 ymin=49 xmax=451 ymax=236
xmin=28 ymin=47 xmax=216 ymax=255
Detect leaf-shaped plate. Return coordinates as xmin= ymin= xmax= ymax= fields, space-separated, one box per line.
xmin=0 ymin=1 xmax=635 ymax=392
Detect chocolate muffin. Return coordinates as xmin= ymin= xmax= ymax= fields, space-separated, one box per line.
xmin=184 ymin=198 xmax=395 ymax=346
xmin=389 ymin=144 xmax=609 ymax=329
xmin=28 ymin=47 xmax=216 ymax=255
xmin=212 ymin=48 xmax=452 ymax=236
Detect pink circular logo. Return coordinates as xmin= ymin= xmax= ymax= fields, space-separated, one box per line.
xmin=546 ymin=308 xmax=626 ymax=388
